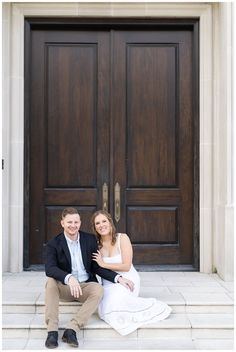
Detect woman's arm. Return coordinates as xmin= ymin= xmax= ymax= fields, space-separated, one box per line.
xmin=92 ymin=233 xmax=133 ymax=272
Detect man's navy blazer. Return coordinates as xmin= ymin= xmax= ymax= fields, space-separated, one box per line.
xmin=45 ymin=231 xmax=118 ymax=285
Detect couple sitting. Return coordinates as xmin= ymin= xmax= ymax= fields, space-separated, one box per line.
xmin=45 ymin=207 xmax=171 ymax=348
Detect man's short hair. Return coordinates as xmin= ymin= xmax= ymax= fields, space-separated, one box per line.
xmin=61 ymin=207 xmax=79 ymax=219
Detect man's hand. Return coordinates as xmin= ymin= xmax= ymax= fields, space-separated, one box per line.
xmin=118 ymin=276 xmax=134 ymax=291
xmin=68 ymin=276 xmax=83 ymax=298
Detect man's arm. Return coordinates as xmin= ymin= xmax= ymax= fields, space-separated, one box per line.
xmin=89 ymin=237 xmax=117 ymax=282
xmin=92 ymin=258 xmax=116 ymax=281
xmin=93 ymin=260 xmax=134 ymax=291
xmin=90 ymin=239 xmax=134 ymax=291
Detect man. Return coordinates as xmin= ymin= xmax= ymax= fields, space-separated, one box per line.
xmin=45 ymin=207 xmax=134 ymax=349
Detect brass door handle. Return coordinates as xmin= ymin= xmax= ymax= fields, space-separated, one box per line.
xmin=102 ymin=183 xmax=108 ymax=211
xmin=114 ymin=182 xmax=120 ymax=222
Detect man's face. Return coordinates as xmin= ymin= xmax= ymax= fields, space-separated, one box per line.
xmin=61 ymin=213 xmax=81 ymax=239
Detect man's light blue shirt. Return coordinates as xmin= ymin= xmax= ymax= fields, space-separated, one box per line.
xmin=64 ymin=232 xmax=121 ymax=285
xmin=64 ymin=233 xmax=89 ymax=284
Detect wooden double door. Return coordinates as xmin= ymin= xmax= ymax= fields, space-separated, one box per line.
xmin=25 ymin=19 xmax=199 ymax=268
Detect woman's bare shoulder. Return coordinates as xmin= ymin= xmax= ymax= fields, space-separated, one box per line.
xmin=119 ymin=233 xmax=131 ymax=241
xmin=118 ymin=232 xmax=128 ymax=237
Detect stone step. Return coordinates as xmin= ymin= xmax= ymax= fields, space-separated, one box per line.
xmin=3 ymin=293 xmax=234 ymax=314
xmin=3 ymin=271 xmax=234 ymax=315
xmin=3 ymin=272 xmax=234 ymax=348
xmin=2 ymin=337 xmax=234 ymax=350
xmin=2 ymin=312 xmax=234 ymax=340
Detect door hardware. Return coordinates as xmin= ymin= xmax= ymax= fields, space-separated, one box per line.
xmin=102 ymin=182 xmax=108 ymax=211
xmin=114 ymin=182 xmax=120 ymax=222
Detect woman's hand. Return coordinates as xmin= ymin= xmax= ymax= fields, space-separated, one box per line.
xmin=92 ymin=250 xmax=105 ymax=268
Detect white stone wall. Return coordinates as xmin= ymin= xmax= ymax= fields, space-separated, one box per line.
xmin=212 ymin=3 xmax=234 ymax=281
xmin=1 ymin=2 xmax=234 ymax=280
xmin=2 ymin=3 xmax=11 ymax=272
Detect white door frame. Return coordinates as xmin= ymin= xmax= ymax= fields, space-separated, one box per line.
xmin=2 ymin=2 xmax=233 ymax=280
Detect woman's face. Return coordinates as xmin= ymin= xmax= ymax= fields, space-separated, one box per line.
xmin=94 ymin=214 xmax=111 ymax=236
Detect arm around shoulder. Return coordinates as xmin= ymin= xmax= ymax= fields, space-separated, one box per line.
xmin=94 ymin=233 xmax=133 ymax=272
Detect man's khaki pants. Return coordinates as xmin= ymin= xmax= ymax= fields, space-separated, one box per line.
xmin=45 ymin=278 xmax=104 ymax=332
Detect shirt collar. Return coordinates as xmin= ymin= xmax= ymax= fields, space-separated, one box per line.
xmin=64 ymin=233 xmax=80 ymax=245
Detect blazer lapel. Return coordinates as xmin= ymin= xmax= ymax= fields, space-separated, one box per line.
xmin=79 ymin=233 xmax=88 ymax=269
xmin=60 ymin=234 xmax=71 ymax=268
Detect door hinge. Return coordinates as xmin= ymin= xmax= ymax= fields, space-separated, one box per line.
xmin=2 ymin=159 xmax=4 ymax=170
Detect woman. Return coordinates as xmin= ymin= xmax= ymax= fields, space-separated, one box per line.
xmin=91 ymin=210 xmax=172 ymax=336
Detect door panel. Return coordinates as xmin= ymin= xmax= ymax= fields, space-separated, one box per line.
xmin=27 ymin=23 xmax=197 ymax=266
xmin=112 ymin=31 xmax=193 ymax=264
xmin=30 ymin=30 xmax=110 ymax=263
xmin=127 ymin=45 xmax=176 ymax=186
xmin=47 ymin=44 xmax=97 ymax=187
xmin=127 ymin=207 xmax=178 ymax=243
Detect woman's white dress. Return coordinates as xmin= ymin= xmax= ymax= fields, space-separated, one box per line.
xmin=98 ymin=234 xmax=172 ymax=335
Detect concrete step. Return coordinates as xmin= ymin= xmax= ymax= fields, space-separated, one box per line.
xmin=3 ymin=292 xmax=234 ymax=314
xmin=3 ymin=271 xmax=234 ymax=349
xmin=2 ymin=312 xmax=234 ymax=340
xmin=2 ymin=337 xmax=234 ymax=350
xmin=3 ymin=271 xmax=234 ymax=314
xmin=2 ymin=332 xmax=234 ymax=351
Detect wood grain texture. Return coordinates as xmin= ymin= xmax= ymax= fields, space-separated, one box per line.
xmin=28 ymin=30 xmax=109 ymax=263
xmin=112 ymin=30 xmax=194 ymax=264
xmin=25 ymin=19 xmax=198 ymax=267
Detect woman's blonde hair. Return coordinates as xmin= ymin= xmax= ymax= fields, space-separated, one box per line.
xmin=91 ymin=210 xmax=117 ymax=248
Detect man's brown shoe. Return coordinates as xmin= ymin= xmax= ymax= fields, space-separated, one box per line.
xmin=45 ymin=331 xmax=58 ymax=349
xmin=62 ymin=329 xmax=79 ymax=347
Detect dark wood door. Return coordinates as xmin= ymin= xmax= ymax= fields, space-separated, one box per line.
xmin=28 ymin=29 xmax=110 ymax=263
xmin=112 ymin=31 xmax=194 ymax=264
xmin=25 ymin=21 xmax=198 ymax=267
